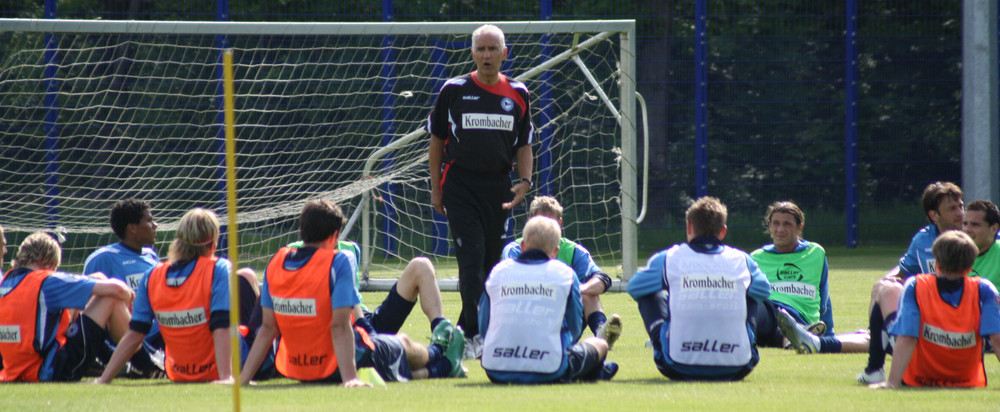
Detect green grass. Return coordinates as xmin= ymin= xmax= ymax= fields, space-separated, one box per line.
xmin=5 ymin=247 xmax=1000 ymax=411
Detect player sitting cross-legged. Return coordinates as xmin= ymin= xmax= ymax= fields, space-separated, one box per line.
xmin=480 ymin=216 xmax=620 ymax=384
xmin=501 ymin=196 xmax=621 ymax=355
xmin=627 ymin=197 xmax=769 ymax=381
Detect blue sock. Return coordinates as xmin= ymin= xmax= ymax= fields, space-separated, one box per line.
xmin=427 ymin=343 xmax=443 ymax=362
xmin=426 ymin=357 xmax=452 ymax=378
xmin=588 ymin=311 xmax=607 ymax=335
xmin=865 ymin=303 xmax=885 ymax=372
xmin=430 ymin=317 xmax=446 ymax=333
xmin=819 ymin=336 xmax=841 ymax=353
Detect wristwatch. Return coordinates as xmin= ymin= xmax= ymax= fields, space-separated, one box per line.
xmin=518 ymin=178 xmax=533 ymax=189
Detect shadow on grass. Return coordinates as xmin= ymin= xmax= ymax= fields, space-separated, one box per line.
xmin=451 ymin=377 xmax=686 ymax=387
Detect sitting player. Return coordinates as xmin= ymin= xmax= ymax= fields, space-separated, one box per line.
xmin=240 ymin=200 xmax=465 ymax=386
xmin=964 ymin=200 xmax=1000 ymax=284
xmin=502 ymin=196 xmax=621 ymax=351
xmin=97 ymin=208 xmax=252 ymax=383
xmin=627 ymin=197 xmax=770 ymax=381
xmin=0 ymin=232 xmax=134 ymax=382
xmin=82 ymin=198 xmax=163 ymax=377
xmin=872 ymin=231 xmax=1000 ymax=388
xmin=858 ymin=181 xmax=964 ymax=383
xmin=749 ymin=201 xmax=869 ymax=354
xmin=480 ymin=216 xmax=619 ymax=384
xmin=84 ymin=198 xmax=160 ymax=292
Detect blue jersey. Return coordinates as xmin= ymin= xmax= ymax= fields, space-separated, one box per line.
xmin=752 ymin=239 xmax=835 ymax=335
xmin=890 ymin=276 xmax=1000 ymax=338
xmin=627 ymin=237 xmax=770 ymax=380
xmin=0 ymin=268 xmax=97 ymax=381
xmin=131 ymin=257 xmax=232 ymax=329
xmin=898 ymin=224 xmax=941 ymax=278
xmin=84 ymin=242 xmax=160 ymax=291
xmin=502 ymin=239 xmax=601 ymax=285
xmin=260 ymin=247 xmax=361 ymax=311
xmin=478 ymin=249 xmax=584 ymax=383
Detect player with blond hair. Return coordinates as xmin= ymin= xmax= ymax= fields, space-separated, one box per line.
xmin=98 ymin=208 xmax=243 ymax=383
xmin=0 ymin=232 xmax=133 ymax=382
xmin=502 ymin=196 xmax=620 ymax=348
xmin=481 ymin=216 xmax=619 ymax=383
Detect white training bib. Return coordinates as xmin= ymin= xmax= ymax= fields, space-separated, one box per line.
xmin=665 ymin=244 xmax=753 ymax=367
xmin=482 ymin=259 xmax=573 ymax=374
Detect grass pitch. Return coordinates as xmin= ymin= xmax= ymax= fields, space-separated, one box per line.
xmin=4 ymin=246 xmax=1000 ymax=411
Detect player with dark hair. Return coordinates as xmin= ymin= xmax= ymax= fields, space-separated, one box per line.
xmin=858 ymin=181 xmax=964 ymax=383
xmin=84 ymin=198 xmax=159 ymax=292
xmin=0 ymin=232 xmax=134 ymax=382
xmin=871 ymin=231 xmax=1000 ymax=388
xmin=480 ymin=216 xmax=619 ymax=384
xmin=964 ymin=200 xmax=1000 ymax=285
xmin=240 ymin=200 xmax=465 ymax=386
xmin=97 ymin=208 xmax=241 ymax=383
xmin=628 ymin=197 xmax=770 ymax=381
xmin=427 ymin=23 xmax=535 ymax=356
xmin=502 ymin=196 xmax=621 ymax=346
xmin=83 ymin=198 xmax=163 ymax=377
xmin=750 ymin=201 xmax=869 ymax=354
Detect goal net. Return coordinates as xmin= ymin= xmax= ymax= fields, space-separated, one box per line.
xmin=0 ymin=19 xmax=637 ymax=280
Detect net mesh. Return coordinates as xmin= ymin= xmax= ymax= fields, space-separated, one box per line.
xmin=0 ymin=26 xmax=625 ymax=276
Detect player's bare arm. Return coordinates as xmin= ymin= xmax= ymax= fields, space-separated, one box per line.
xmin=331 ymin=306 xmax=371 ymax=388
xmin=429 ymin=135 xmax=446 ymax=217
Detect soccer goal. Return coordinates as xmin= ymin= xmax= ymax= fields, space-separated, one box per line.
xmin=0 ymin=19 xmax=638 ymax=281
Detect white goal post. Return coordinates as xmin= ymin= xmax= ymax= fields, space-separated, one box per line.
xmin=0 ymin=19 xmax=638 ymax=282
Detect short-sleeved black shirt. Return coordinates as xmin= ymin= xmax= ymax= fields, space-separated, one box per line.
xmin=427 ymin=72 xmax=534 ymax=174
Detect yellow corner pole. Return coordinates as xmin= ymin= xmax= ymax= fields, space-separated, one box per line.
xmin=222 ymin=49 xmax=241 ymax=411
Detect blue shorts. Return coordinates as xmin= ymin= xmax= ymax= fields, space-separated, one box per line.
xmin=882 ymin=311 xmax=898 ymax=355
xmin=364 ymin=284 xmax=416 ymax=335
xmin=560 ymin=342 xmax=605 ymax=382
xmin=358 ymin=334 xmax=412 ymax=382
xmin=50 ymin=315 xmax=106 ymax=381
xmin=651 ymin=324 xmax=757 ymax=382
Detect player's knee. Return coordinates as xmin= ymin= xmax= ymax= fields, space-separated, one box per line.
xmin=237 ymin=267 xmax=258 ymax=283
xmin=395 ymin=333 xmax=418 ymax=350
xmin=582 ymin=294 xmax=601 ymax=310
xmin=583 ymin=337 xmax=608 ymax=355
xmin=408 ymin=257 xmax=436 ymax=280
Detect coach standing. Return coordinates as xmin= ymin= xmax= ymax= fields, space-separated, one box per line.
xmin=427 ymin=24 xmax=534 ymax=357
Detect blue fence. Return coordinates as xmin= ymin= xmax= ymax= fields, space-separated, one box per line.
xmin=1 ymin=0 xmax=972 ymax=253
